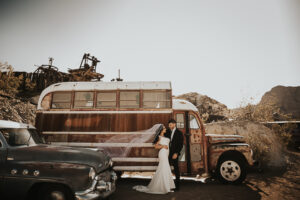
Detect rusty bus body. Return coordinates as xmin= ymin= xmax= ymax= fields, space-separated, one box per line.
xmin=36 ymin=81 xmax=254 ymax=183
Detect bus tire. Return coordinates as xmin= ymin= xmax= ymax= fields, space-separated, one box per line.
xmin=216 ymin=156 xmax=246 ymax=184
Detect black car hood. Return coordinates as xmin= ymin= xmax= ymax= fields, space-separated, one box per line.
xmin=7 ymin=144 xmax=110 ymax=173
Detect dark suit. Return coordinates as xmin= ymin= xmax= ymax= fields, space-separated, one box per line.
xmin=165 ymin=128 xmax=184 ymax=189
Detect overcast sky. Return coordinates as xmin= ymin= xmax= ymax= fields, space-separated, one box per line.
xmin=0 ymin=0 xmax=299 ymax=108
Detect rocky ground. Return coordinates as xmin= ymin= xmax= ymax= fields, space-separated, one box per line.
xmin=0 ymin=91 xmax=36 ymax=125
xmin=112 ymin=150 xmax=300 ymax=200
xmin=246 ymin=149 xmax=300 ymax=200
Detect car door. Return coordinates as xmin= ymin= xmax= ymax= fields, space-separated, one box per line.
xmin=0 ymin=135 xmax=7 ymax=195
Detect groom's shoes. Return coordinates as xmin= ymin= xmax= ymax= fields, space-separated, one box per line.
xmin=174 ymin=183 xmax=180 ymax=191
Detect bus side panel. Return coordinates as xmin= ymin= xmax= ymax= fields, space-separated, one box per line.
xmin=36 ymin=112 xmax=172 ymax=171
xmin=36 ymin=112 xmax=172 ymax=132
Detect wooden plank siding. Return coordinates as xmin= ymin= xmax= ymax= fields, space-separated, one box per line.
xmin=36 ymin=113 xmax=172 ymax=132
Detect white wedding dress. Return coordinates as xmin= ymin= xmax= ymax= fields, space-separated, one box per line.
xmin=133 ymin=136 xmax=175 ymax=194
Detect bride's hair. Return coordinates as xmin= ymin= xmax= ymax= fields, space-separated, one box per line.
xmin=152 ymin=124 xmax=164 ymax=144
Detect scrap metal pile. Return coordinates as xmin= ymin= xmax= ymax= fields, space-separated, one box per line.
xmin=13 ymin=53 xmax=104 ymax=92
xmin=68 ymin=53 xmax=103 ymax=81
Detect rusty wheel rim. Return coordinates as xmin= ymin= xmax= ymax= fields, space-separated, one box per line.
xmin=220 ymin=160 xmax=241 ymax=182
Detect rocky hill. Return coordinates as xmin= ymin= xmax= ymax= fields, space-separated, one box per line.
xmin=176 ymin=92 xmax=230 ymax=123
xmin=258 ymin=85 xmax=300 ymax=120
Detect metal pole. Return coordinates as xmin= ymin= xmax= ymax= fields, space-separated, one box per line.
xmin=185 ymin=111 xmax=192 ymax=174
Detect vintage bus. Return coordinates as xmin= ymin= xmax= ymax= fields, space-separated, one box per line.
xmin=36 ymin=81 xmax=254 ymax=183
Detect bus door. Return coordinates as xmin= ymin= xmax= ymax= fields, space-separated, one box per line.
xmin=173 ymin=111 xmax=188 ymax=174
xmin=174 ymin=111 xmax=203 ymax=175
xmin=188 ymin=112 xmax=203 ymax=174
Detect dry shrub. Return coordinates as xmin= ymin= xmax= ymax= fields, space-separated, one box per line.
xmin=17 ymin=73 xmax=36 ymax=92
xmin=232 ymin=97 xmax=284 ymax=122
xmin=269 ymin=123 xmax=296 ymax=147
xmin=0 ymin=64 xmax=22 ymax=95
xmin=0 ymin=62 xmax=36 ymax=94
xmin=222 ymin=97 xmax=297 ymax=167
xmin=205 ymin=121 xmax=286 ymax=167
xmin=231 ymin=97 xmax=294 ymax=147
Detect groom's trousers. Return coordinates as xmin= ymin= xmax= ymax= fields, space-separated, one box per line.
xmin=170 ymin=157 xmax=180 ymax=189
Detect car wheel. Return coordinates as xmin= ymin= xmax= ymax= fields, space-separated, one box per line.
xmin=216 ymin=157 xmax=246 ymax=184
xmin=116 ymin=171 xmax=123 ymax=179
xmin=37 ymin=184 xmax=74 ymax=200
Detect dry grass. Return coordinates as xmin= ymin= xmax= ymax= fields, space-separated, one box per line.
xmin=0 ymin=70 xmax=21 ymax=95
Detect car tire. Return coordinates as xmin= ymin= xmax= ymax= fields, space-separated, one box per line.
xmin=37 ymin=184 xmax=74 ymax=200
xmin=216 ymin=156 xmax=246 ymax=184
xmin=116 ymin=171 xmax=122 ymax=179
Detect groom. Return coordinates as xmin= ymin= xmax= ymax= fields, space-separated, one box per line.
xmin=165 ymin=119 xmax=184 ymax=191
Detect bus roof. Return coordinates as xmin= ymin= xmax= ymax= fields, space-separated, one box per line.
xmin=172 ymin=99 xmax=198 ymax=112
xmin=42 ymin=81 xmax=171 ymax=92
xmin=38 ymin=81 xmax=172 ymax=109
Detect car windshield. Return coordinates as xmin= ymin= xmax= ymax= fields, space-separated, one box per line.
xmin=0 ymin=128 xmax=44 ymax=147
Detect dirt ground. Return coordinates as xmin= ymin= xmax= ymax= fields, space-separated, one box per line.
xmin=110 ymin=150 xmax=300 ymax=200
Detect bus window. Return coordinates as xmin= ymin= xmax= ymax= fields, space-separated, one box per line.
xmin=178 ymin=144 xmax=186 ymax=162
xmin=176 ymin=113 xmax=184 ymax=129
xmin=41 ymin=93 xmax=51 ymax=110
xmin=96 ymin=92 xmax=117 ymax=108
xmin=51 ymin=92 xmax=72 ymax=109
xmin=120 ymin=91 xmax=140 ymax=108
xmin=189 ymin=114 xmax=200 ymax=129
xmin=74 ymin=92 xmax=94 ymax=108
xmin=143 ymin=91 xmax=171 ymax=108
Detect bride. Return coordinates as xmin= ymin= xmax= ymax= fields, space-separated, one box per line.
xmin=133 ymin=125 xmax=175 ymax=194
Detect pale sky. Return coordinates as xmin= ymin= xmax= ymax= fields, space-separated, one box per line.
xmin=0 ymin=0 xmax=299 ymax=108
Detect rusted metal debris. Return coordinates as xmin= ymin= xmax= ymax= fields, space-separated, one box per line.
xmin=68 ymin=53 xmax=104 ymax=81
xmin=31 ymin=57 xmax=68 ymax=91
xmin=14 ymin=53 xmax=104 ymax=92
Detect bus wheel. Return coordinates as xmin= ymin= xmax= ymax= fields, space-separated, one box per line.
xmin=216 ymin=157 xmax=246 ymax=184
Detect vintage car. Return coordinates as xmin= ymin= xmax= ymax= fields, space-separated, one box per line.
xmin=36 ymin=81 xmax=255 ymax=184
xmin=0 ymin=120 xmax=117 ymax=200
